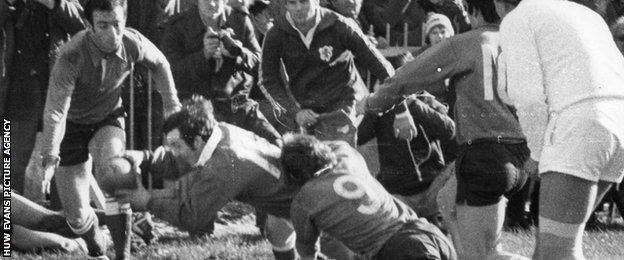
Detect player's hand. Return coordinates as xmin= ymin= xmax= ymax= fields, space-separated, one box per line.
xmin=120 ymin=150 xmax=145 ymax=174
xmin=219 ymin=28 xmax=240 ymax=57
xmin=117 ymin=173 xmax=150 ymax=211
xmin=295 ymin=109 xmax=319 ymax=128
xmin=393 ymin=111 xmax=418 ymax=141
xmin=203 ymin=28 xmax=221 ymax=59
xmin=40 ymin=164 xmax=55 ymax=196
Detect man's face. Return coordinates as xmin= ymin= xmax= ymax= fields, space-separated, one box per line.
xmin=251 ymin=9 xmax=274 ymax=36
xmin=285 ymin=0 xmax=318 ymax=25
xmin=165 ymin=129 xmax=201 ymax=166
xmin=330 ymin=0 xmax=361 ymax=18
xmin=90 ymin=6 xmax=126 ymax=53
xmin=199 ymin=0 xmax=225 ymax=20
xmin=428 ymin=25 xmax=449 ymax=45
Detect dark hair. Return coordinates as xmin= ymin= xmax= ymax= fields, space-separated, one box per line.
xmin=249 ymin=0 xmax=270 ymax=16
xmin=280 ymin=134 xmax=337 ymax=186
xmin=163 ymin=95 xmax=216 ymax=148
xmin=465 ymin=0 xmax=500 ymax=24
xmin=84 ymin=0 xmax=128 ymax=25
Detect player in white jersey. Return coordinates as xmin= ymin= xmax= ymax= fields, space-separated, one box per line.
xmin=496 ymin=0 xmax=624 ymax=259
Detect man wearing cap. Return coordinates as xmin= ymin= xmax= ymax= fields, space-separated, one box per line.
xmin=496 ymin=0 xmax=624 ymax=259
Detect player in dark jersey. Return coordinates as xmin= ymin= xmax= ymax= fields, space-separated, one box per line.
xmin=281 ymin=134 xmax=456 ymax=260
xmin=356 ymin=1 xmax=530 ymax=259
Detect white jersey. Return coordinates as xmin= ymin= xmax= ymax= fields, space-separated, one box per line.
xmin=499 ymin=0 xmax=624 ymax=158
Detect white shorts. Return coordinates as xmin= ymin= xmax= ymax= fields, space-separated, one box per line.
xmin=539 ymin=100 xmax=624 ymax=183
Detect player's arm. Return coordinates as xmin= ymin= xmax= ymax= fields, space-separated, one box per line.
xmin=291 ymin=201 xmax=320 ymax=259
xmin=365 ymin=40 xmax=460 ymax=113
xmin=134 ymin=31 xmax=182 ymax=117
xmin=342 ymin=19 xmax=395 ymax=82
xmin=41 ymin=48 xmax=79 ymax=162
xmin=260 ymin=28 xmax=300 ymax=118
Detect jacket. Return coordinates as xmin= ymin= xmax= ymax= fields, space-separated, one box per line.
xmin=261 ymin=7 xmax=393 ymax=119
xmin=358 ymin=95 xmax=455 ymax=194
xmin=161 ymin=5 xmax=261 ymax=100
xmin=1 ymin=0 xmax=84 ymax=118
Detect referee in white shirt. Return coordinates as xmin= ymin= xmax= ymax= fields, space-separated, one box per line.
xmin=496 ymin=0 xmax=624 ymax=259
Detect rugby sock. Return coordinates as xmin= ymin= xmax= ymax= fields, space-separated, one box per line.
xmin=272 ymin=249 xmax=297 ymax=260
xmin=67 ymin=210 xmax=109 ymax=259
xmin=537 ymin=216 xmax=585 ymax=259
xmin=104 ymin=199 xmax=133 ymax=260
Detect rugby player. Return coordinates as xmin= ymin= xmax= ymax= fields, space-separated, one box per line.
xmin=357 ymin=0 xmax=530 ymax=258
xmin=116 ymin=96 xmax=299 ymax=260
xmin=496 ymin=0 xmax=624 ymax=259
xmin=281 ymin=134 xmax=456 ymax=260
xmin=39 ymin=0 xmax=182 ymax=258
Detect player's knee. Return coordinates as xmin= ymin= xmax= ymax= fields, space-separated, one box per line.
xmin=66 ymin=208 xmax=97 ymax=235
xmin=265 ymin=215 xmax=295 ymax=251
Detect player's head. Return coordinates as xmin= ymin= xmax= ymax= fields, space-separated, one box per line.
xmin=463 ymin=0 xmax=500 ymax=25
xmin=85 ymin=0 xmax=128 ymax=53
xmin=285 ymin=0 xmax=319 ymax=26
xmin=163 ymin=95 xmax=217 ymax=165
xmin=281 ymin=134 xmax=337 ymax=186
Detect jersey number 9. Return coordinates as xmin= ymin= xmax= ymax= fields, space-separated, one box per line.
xmin=332 ymin=175 xmax=381 ymax=215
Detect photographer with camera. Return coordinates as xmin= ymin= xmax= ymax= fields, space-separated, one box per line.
xmin=161 ymin=0 xmax=282 ymax=146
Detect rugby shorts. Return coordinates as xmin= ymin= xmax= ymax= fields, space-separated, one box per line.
xmin=455 ymin=140 xmax=530 ymax=206
xmin=59 ymin=109 xmax=125 ymax=166
xmin=539 ymin=100 xmax=624 ymax=183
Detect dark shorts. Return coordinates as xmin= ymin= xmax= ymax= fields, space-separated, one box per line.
xmin=375 ymin=221 xmax=457 ymax=260
xmin=59 ymin=110 xmax=125 ymax=166
xmin=455 ymin=141 xmax=530 ymax=206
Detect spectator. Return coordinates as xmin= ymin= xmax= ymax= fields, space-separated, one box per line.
xmin=423 ymin=12 xmax=455 ymax=47
xmin=249 ymin=0 xmax=274 ymax=42
xmin=162 ymin=0 xmax=281 ymax=145
xmin=357 ymin=93 xmax=455 ymax=224
xmin=361 ymin=0 xmax=469 ymax=47
xmin=0 ymin=0 xmax=84 ymax=197
xmin=40 ymin=0 xmax=182 ymax=258
xmin=281 ymin=134 xmax=457 ymax=260
xmin=261 ymin=0 xmax=394 ymax=146
xmin=612 ymin=16 xmax=624 ymax=54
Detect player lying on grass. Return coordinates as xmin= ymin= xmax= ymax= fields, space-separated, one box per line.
xmin=281 ymin=133 xmax=456 ymax=260
xmin=356 ymin=0 xmax=530 ymax=258
xmin=112 ymin=96 xmax=299 ymax=260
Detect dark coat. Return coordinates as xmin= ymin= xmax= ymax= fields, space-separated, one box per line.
xmin=161 ymin=6 xmax=261 ymax=100
xmin=358 ymin=95 xmax=455 ymax=195
xmin=1 ymin=0 xmax=85 ymax=118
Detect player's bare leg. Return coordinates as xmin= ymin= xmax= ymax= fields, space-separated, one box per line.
xmin=437 ymin=170 xmax=463 ymax=255
xmin=54 ymin=160 xmax=107 ymax=259
xmin=89 ymin=125 xmax=132 ymax=260
xmin=13 ymin=225 xmax=87 ymax=253
xmin=534 ymin=172 xmax=612 ymax=260
xmin=457 ymin=198 xmax=527 ymax=260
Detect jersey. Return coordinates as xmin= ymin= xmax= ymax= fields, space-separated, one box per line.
xmin=368 ymin=25 xmax=526 ymax=145
xmin=290 ymin=141 xmax=422 ymax=257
